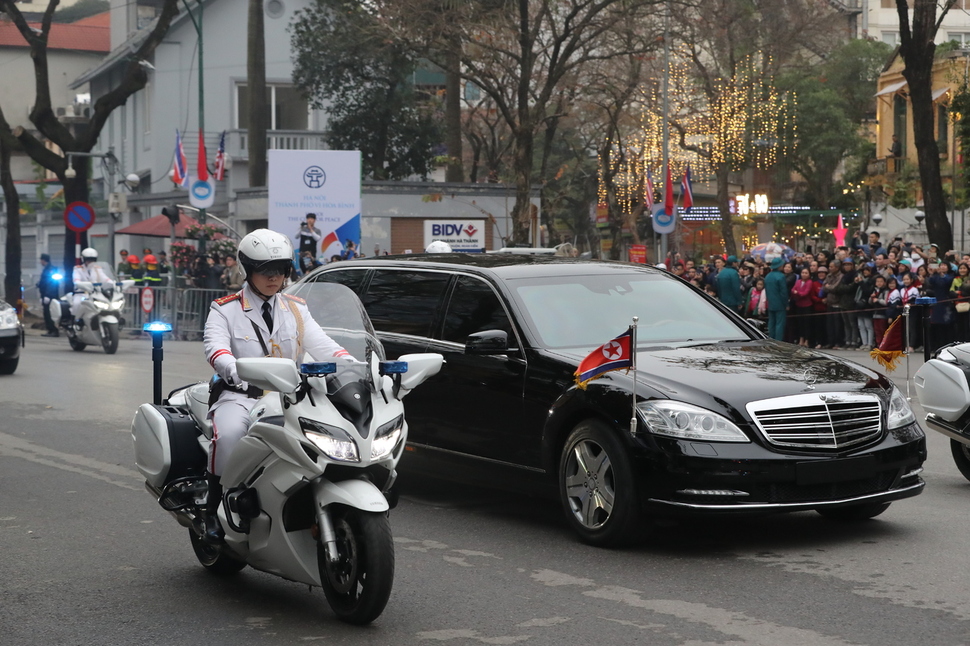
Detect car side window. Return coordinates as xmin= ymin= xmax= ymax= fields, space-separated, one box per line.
xmin=442 ymin=276 xmax=515 ymax=344
xmin=362 ymin=270 xmax=451 ymax=336
xmin=314 ymin=268 xmax=368 ymax=294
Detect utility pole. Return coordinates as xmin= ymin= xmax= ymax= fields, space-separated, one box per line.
xmin=182 ymin=0 xmax=207 ymax=251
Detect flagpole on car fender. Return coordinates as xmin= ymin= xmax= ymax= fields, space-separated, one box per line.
xmin=630 ymin=317 xmax=639 ymax=436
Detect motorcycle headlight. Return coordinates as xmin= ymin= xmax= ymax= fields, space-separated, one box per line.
xmin=887 ymin=386 xmax=917 ymax=430
xmin=636 ymin=400 xmax=750 ymax=443
xmin=299 ymin=417 xmax=359 ymax=462
xmin=371 ymin=415 xmax=403 ymax=461
xmin=0 ymin=309 xmax=18 ymax=329
xmin=93 ymin=300 xmax=110 ymax=310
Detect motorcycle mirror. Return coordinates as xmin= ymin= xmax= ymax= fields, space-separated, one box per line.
xmin=237 ymin=357 xmax=301 ymax=394
xmin=395 ymin=353 xmax=444 ymax=397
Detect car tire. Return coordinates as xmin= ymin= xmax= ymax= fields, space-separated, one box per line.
xmin=558 ymin=419 xmax=644 ymax=547
xmin=949 ymin=439 xmax=970 ymax=482
xmin=0 ymin=358 xmax=17 ymax=375
xmin=816 ymin=502 xmax=891 ymax=521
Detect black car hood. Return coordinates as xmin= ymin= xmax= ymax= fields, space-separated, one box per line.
xmin=544 ymin=340 xmax=888 ymax=418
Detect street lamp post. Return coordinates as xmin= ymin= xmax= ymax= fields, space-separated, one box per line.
xmin=64 ymin=148 xmax=140 ymax=265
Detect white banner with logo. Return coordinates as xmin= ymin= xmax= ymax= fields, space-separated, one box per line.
xmin=268 ymin=150 xmax=362 ymax=259
xmin=424 ymin=220 xmax=486 ymax=252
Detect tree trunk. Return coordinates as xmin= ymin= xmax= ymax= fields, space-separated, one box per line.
xmin=903 ymin=64 xmax=952 ymax=250
xmin=1 ymin=136 xmax=21 ymax=307
xmin=444 ymin=43 xmax=464 ymax=183
xmin=248 ymin=0 xmax=268 ymax=188
xmin=511 ymin=125 xmax=534 ymax=244
xmin=716 ymin=165 xmax=737 ymax=257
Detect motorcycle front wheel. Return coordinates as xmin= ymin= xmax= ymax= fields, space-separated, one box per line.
xmin=319 ymin=508 xmax=394 ymax=625
xmin=188 ymin=528 xmax=247 ymax=575
xmin=101 ymin=322 xmax=119 ymax=354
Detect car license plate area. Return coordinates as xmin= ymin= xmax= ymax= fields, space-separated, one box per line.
xmin=796 ymin=455 xmax=876 ymax=485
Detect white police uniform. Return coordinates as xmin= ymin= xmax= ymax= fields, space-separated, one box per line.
xmin=71 ymin=263 xmax=112 ymax=313
xmin=203 ymin=282 xmax=349 ymax=475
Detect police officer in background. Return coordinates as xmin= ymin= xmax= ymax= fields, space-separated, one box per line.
xmin=37 ymin=254 xmax=60 ymax=337
xmin=201 ymin=229 xmax=351 ymax=544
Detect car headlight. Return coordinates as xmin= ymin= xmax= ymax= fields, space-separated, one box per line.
xmin=0 ymin=309 xmax=18 ymax=329
xmin=887 ymin=386 xmax=917 ymax=430
xmin=637 ymin=400 xmax=750 ymax=443
xmin=371 ymin=415 xmax=403 ymax=461
xmin=300 ymin=417 xmax=359 ymax=462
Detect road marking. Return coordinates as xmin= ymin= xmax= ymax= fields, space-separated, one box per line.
xmin=0 ymin=431 xmax=142 ymax=491
xmin=531 ymin=569 xmax=860 ymax=646
xmin=515 ymin=617 xmax=569 ymax=628
xmin=416 ymin=629 xmax=530 ymax=643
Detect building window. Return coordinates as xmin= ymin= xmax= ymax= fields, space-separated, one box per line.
xmin=882 ymin=31 xmax=901 ymax=46
xmin=236 ymin=84 xmax=309 ymax=130
xmin=949 ymin=32 xmax=970 ymax=46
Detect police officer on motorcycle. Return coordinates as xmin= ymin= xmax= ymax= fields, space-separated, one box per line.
xmin=70 ymin=248 xmax=111 ymax=325
xmin=201 ymin=229 xmax=351 ymax=544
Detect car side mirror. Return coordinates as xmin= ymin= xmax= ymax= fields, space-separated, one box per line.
xmin=236 ymin=357 xmax=301 ymax=394
xmin=746 ymin=318 xmax=767 ymax=333
xmin=465 ymin=330 xmax=510 ymax=354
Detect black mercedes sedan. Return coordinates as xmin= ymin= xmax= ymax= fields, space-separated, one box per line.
xmin=293 ymin=254 xmax=926 ymax=546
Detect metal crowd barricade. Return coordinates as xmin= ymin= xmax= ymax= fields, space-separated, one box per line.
xmin=177 ymin=288 xmax=233 ymax=340
xmin=120 ymin=285 xmax=180 ymax=335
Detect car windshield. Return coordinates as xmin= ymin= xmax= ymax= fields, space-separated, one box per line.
xmin=284 ymin=280 xmax=385 ymax=362
xmin=509 ymin=271 xmax=750 ymax=349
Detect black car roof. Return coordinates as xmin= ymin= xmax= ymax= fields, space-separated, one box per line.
xmin=317 ymin=253 xmax=664 ymax=280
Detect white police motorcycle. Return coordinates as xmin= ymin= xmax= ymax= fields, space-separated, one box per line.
xmin=914 ymin=342 xmax=970 ymax=481
xmin=131 ymin=283 xmax=443 ymax=624
xmin=50 ymin=264 xmax=132 ymax=354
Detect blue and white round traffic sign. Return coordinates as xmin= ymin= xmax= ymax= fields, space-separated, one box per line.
xmin=189 ymin=178 xmax=215 ymax=209
xmin=651 ymin=205 xmax=676 ymax=234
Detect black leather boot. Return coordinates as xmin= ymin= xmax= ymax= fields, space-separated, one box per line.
xmin=202 ymin=473 xmax=225 ymax=545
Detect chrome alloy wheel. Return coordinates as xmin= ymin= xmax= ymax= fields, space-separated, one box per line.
xmin=562 ymin=438 xmax=615 ymax=529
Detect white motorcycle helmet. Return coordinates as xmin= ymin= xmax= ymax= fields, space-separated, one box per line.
xmin=425 ymin=240 xmax=453 ymax=253
xmin=81 ymin=247 xmax=98 ymax=263
xmin=237 ymin=229 xmax=294 ymax=280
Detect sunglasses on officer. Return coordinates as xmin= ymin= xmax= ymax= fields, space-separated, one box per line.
xmin=254 ymin=261 xmax=292 ymax=278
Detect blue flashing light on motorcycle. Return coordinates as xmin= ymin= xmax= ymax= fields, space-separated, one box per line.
xmin=300 ymin=362 xmax=337 ymax=376
xmin=379 ymin=361 xmax=408 ymax=375
xmin=52 ymin=272 xmax=63 ymax=281
xmin=144 ymin=321 xmax=173 ymax=333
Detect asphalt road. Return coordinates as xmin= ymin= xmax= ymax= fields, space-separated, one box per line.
xmin=2 ymin=331 xmax=970 ymax=645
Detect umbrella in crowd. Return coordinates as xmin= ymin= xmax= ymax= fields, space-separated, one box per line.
xmin=747 ymin=242 xmax=794 ymax=263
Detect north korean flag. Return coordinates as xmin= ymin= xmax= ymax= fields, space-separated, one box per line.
xmin=574 ymin=328 xmax=634 ymax=389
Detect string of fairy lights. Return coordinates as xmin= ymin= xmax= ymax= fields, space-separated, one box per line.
xmin=597 ymin=49 xmax=798 ymax=232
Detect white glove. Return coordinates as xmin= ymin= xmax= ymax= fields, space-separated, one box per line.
xmin=225 ymin=364 xmax=250 ymax=392
xmin=43 ymin=297 xmax=51 ymax=305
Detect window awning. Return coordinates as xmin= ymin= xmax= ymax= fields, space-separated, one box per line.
xmin=933 ymin=87 xmax=951 ymax=101
xmin=875 ymin=80 xmax=907 ymax=96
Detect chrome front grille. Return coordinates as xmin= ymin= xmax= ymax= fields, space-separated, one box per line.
xmin=745 ymin=393 xmax=882 ymax=450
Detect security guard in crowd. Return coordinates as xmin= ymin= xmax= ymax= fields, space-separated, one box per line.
xmin=201 ymin=228 xmax=351 ymax=543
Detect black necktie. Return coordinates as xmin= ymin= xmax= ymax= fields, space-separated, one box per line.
xmin=261 ymin=301 xmax=274 ymax=333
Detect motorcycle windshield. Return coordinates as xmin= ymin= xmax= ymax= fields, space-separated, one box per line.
xmin=285 ymin=281 xmax=385 ymax=363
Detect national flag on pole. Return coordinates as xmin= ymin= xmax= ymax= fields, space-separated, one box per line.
xmin=664 ymin=164 xmax=674 ymax=215
xmin=644 ymin=170 xmax=655 ymax=211
xmin=214 ymin=130 xmax=227 ymax=181
xmin=171 ymin=129 xmax=188 ymax=187
xmin=681 ymin=164 xmax=694 ymax=212
xmin=574 ymin=328 xmax=635 ymax=389
xmin=870 ymin=316 xmax=905 ymax=372
xmin=197 ymin=129 xmax=209 ymax=182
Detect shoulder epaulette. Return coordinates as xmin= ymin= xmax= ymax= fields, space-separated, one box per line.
xmin=283 ymin=294 xmax=306 ymax=305
xmin=214 ymin=293 xmax=242 ymax=306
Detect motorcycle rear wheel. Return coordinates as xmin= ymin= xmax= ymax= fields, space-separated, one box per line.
xmin=950 ymin=439 xmax=970 ymax=482
xmin=101 ymin=322 xmax=119 ymax=354
xmin=188 ymin=528 xmax=247 ymax=575
xmin=319 ymin=508 xmax=394 ymax=625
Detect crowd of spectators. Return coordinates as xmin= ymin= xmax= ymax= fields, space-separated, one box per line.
xmin=666 ymin=231 xmax=970 ymax=354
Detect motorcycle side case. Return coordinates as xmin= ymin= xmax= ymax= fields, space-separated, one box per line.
xmin=131 ymin=403 xmax=207 ymax=487
xmin=915 ymin=359 xmax=970 ymax=422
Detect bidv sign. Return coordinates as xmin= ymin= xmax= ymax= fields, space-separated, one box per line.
xmin=424 ymin=220 xmax=486 ymax=253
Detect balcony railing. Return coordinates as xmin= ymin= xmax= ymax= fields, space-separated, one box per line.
xmin=226 ymin=130 xmax=328 ymax=161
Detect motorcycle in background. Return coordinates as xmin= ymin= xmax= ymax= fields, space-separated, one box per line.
xmin=131 ymin=283 xmax=443 ymax=624
xmin=914 ymin=343 xmax=970 ymax=480
xmin=50 ymin=267 xmax=133 ymax=354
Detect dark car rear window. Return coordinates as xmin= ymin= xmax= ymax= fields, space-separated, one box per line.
xmin=362 ymin=270 xmax=451 ymax=336
xmin=313 ymin=268 xmax=369 ymax=294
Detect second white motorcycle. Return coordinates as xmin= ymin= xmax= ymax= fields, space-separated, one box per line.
xmin=50 ymin=267 xmax=133 ymax=354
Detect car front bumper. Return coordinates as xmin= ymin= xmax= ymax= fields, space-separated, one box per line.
xmin=633 ymin=424 xmax=927 ymax=515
